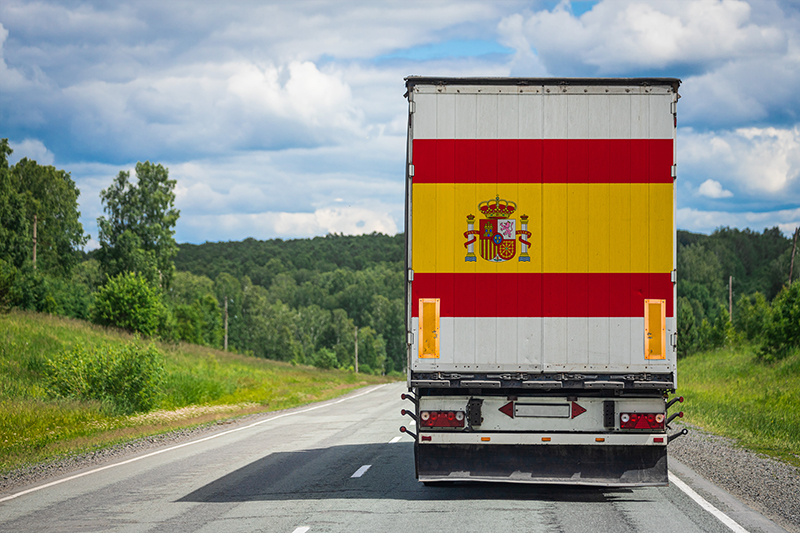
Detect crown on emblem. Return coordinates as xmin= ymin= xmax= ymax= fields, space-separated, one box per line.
xmin=478 ymin=195 xmax=517 ymax=219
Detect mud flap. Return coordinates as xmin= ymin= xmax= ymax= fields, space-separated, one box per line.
xmin=416 ymin=444 xmax=668 ymax=487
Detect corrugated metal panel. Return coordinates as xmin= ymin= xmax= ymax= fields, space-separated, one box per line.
xmin=410 ymin=317 xmax=674 ymax=372
xmin=408 ymin=80 xmax=677 ymax=378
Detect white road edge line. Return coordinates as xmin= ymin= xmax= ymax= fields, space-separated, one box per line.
xmin=292 ymin=527 xmax=310 ymax=533
xmin=0 ymin=384 xmax=388 ymax=504
xmin=389 ymin=436 xmax=402 ymax=444
xmin=351 ymin=465 xmax=371 ymax=478
xmin=669 ymin=472 xmax=749 ymax=533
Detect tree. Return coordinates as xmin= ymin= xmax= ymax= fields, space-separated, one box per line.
xmin=0 ymin=140 xmax=30 ymax=270
xmin=97 ymin=161 xmax=179 ymax=288
xmin=761 ymin=281 xmax=800 ymax=361
xmin=0 ymin=140 xmax=87 ymax=275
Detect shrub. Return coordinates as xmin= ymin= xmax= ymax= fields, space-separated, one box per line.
xmin=93 ymin=272 xmax=165 ymax=336
xmin=761 ymin=281 xmax=800 ymax=361
xmin=733 ymin=292 xmax=769 ymax=343
xmin=0 ymin=259 xmax=15 ymax=312
xmin=45 ymin=342 xmax=164 ymax=414
xmin=312 ymin=348 xmax=338 ymax=369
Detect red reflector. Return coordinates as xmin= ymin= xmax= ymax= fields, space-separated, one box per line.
xmin=620 ymin=412 xmax=665 ymax=430
xmin=419 ymin=411 xmax=465 ymax=428
xmin=421 ymin=435 xmax=432 ymax=441
xmin=654 ymin=437 xmax=664 ymax=443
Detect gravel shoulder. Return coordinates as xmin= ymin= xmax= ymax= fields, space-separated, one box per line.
xmin=670 ymin=422 xmax=800 ymax=532
xmin=2 ymin=411 xmax=798 ymax=533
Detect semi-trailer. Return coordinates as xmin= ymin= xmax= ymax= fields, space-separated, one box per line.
xmin=400 ymin=77 xmax=686 ymax=486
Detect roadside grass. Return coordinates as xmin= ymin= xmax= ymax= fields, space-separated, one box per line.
xmin=0 ymin=310 xmax=394 ymax=473
xmin=678 ymin=344 xmax=800 ymax=468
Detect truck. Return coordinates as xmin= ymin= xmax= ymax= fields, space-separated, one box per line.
xmin=399 ymin=77 xmax=686 ymax=487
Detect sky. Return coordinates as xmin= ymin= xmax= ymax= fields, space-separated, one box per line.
xmin=2 ymin=0 xmax=800 ymax=248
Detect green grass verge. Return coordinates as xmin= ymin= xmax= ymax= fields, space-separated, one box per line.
xmin=678 ymin=344 xmax=800 ymax=468
xmin=0 ymin=310 xmax=395 ymax=473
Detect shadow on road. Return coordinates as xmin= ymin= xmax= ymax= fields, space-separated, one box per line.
xmin=179 ymin=442 xmax=641 ymax=504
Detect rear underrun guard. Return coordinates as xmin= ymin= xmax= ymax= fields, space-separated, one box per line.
xmin=416 ymin=443 xmax=668 ymax=487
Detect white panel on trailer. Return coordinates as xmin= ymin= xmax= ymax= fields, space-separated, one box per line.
xmin=542 ymin=318 xmax=568 ymax=369
xmin=436 ymin=93 xmax=456 ymax=139
xmin=453 ymin=315 xmax=477 ymax=366
xmin=518 ymin=317 xmax=543 ymax=369
xmin=649 ymin=93 xmax=674 ymax=140
xmin=414 ymin=92 xmax=437 ymax=139
xmin=498 ymin=94 xmax=520 ymax=139
xmin=567 ymin=319 xmax=590 ymax=367
xmin=496 ymin=315 xmax=519 ymax=366
xmin=455 ymin=93 xmax=477 ymax=139
xmin=587 ymin=94 xmax=610 ymax=139
xmin=608 ymin=95 xmax=632 ymax=139
xmin=610 ymin=316 xmax=632 ymax=367
xmin=588 ymin=318 xmax=611 ymax=366
xmin=567 ymin=94 xmax=590 ymax=139
xmin=519 ymin=93 xmax=543 ymax=139
xmin=476 ymin=93 xmax=499 ymax=139
xmin=476 ymin=316 xmax=498 ymax=367
xmin=630 ymin=93 xmax=650 ymax=139
xmin=543 ymin=92 xmax=568 ymax=138
xmin=411 ymin=318 xmax=673 ymax=373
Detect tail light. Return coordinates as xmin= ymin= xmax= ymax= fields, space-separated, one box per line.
xmin=620 ymin=412 xmax=665 ymax=430
xmin=419 ymin=411 xmax=465 ymax=428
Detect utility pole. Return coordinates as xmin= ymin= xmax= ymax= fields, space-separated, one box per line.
xmin=223 ymin=297 xmax=228 ymax=351
xmin=729 ymin=276 xmax=733 ymax=321
xmin=792 ymin=228 xmax=799 ymax=283
xmin=32 ymin=214 xmax=37 ymax=270
xmin=354 ymin=326 xmax=359 ymax=373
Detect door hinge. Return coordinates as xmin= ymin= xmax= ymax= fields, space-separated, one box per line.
xmin=407 ymin=332 xmax=414 ymax=346
xmin=409 ymin=101 xmax=415 ymax=114
xmin=671 ymin=270 xmax=677 ymax=283
xmin=671 ymin=164 xmax=677 ymax=180
xmin=408 ymin=164 xmax=415 ymax=177
xmin=408 ymin=268 xmax=414 ymax=281
xmin=670 ymin=101 xmax=677 ymax=114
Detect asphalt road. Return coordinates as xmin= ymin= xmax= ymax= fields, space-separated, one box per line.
xmin=0 ymin=382 xmax=788 ymax=533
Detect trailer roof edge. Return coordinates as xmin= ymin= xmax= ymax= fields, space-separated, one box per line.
xmin=405 ymin=77 xmax=681 ymax=91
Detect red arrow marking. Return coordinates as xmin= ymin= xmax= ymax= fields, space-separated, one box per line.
xmin=571 ymin=402 xmax=586 ymax=418
xmin=499 ymin=401 xmax=514 ymax=418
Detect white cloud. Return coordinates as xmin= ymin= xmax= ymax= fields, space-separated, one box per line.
xmin=182 ymin=206 xmax=398 ymax=242
xmin=680 ymin=125 xmax=800 ymax=197
xmin=678 ymin=206 xmax=800 ymax=236
xmin=697 ymin=179 xmax=734 ymax=198
xmin=8 ymin=138 xmax=54 ymax=166
xmin=499 ymin=0 xmax=787 ymax=74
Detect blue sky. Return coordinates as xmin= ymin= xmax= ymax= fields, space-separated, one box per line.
xmin=2 ymin=0 xmax=800 ymax=248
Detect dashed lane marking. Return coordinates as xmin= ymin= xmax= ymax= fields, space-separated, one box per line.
xmin=292 ymin=527 xmax=310 ymax=533
xmin=389 ymin=436 xmax=402 ymax=443
xmin=351 ymin=465 xmax=372 ymax=478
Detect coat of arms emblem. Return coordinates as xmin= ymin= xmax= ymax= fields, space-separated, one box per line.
xmin=463 ymin=195 xmax=531 ymax=262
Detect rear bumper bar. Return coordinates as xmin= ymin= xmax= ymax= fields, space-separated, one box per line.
xmin=417 ymin=443 xmax=668 ymax=487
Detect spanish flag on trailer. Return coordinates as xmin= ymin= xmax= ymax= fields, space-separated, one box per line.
xmin=406 ymin=78 xmax=677 ymax=376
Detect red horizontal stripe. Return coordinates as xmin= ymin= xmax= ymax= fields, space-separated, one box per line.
xmin=411 ymin=273 xmax=673 ymax=318
xmin=413 ymin=139 xmax=673 ymax=184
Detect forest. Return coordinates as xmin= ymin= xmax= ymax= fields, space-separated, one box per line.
xmin=3 ymin=137 xmax=800 ymax=372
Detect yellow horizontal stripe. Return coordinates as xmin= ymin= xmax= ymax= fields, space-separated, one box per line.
xmin=411 ymin=183 xmax=673 ymax=274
